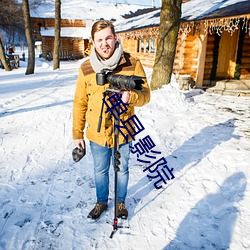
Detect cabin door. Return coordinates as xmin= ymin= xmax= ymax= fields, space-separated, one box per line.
xmin=216 ymin=30 xmax=239 ymax=79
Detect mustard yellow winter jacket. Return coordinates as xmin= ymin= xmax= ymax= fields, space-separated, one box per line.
xmin=72 ymin=52 xmax=150 ymax=148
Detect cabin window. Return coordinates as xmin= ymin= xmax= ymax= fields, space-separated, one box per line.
xmin=137 ymin=38 xmax=156 ymax=54
xmin=150 ymin=38 xmax=155 ymax=53
xmin=137 ymin=39 xmax=143 ymax=53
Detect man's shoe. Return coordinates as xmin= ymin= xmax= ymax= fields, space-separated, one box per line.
xmin=117 ymin=202 xmax=128 ymax=219
xmin=87 ymin=202 xmax=108 ymax=220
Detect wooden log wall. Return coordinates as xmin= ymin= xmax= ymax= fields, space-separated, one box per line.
xmin=120 ymin=31 xmax=200 ymax=77
xmin=240 ymin=35 xmax=250 ymax=79
xmin=183 ymin=35 xmax=198 ymax=79
xmin=120 ymin=38 xmax=156 ymax=68
xmin=134 ymin=53 xmax=156 ymax=68
xmin=72 ymin=38 xmax=87 ymax=55
xmin=41 ymin=37 xmax=86 ymax=58
xmin=173 ymin=34 xmax=199 ymax=80
xmin=173 ymin=34 xmax=185 ymax=75
xmin=120 ymin=39 xmax=137 ymax=54
xmin=41 ymin=37 xmax=53 ymax=58
xmin=32 ymin=18 xmax=86 ymax=29
xmin=61 ymin=38 xmax=74 ymax=52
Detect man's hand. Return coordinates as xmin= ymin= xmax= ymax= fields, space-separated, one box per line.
xmin=74 ymin=139 xmax=85 ymax=149
xmin=72 ymin=139 xmax=86 ymax=162
xmin=120 ymin=91 xmax=130 ymax=103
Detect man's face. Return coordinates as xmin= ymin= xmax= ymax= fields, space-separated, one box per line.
xmin=93 ymin=27 xmax=117 ymax=60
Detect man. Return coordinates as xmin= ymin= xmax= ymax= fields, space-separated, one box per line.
xmin=72 ymin=20 xmax=150 ymax=220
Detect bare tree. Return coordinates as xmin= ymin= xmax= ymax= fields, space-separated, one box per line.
xmin=151 ymin=0 xmax=182 ymax=90
xmin=0 ymin=0 xmax=23 ymax=71
xmin=53 ymin=0 xmax=61 ymax=70
xmin=0 ymin=37 xmax=11 ymax=71
xmin=22 ymin=0 xmax=35 ymax=75
xmin=29 ymin=0 xmax=47 ymax=8
xmin=0 ymin=0 xmax=24 ymax=38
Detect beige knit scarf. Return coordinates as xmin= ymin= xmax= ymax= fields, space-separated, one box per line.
xmin=90 ymin=41 xmax=123 ymax=73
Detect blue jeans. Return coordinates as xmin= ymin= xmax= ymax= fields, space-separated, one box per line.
xmin=90 ymin=141 xmax=132 ymax=205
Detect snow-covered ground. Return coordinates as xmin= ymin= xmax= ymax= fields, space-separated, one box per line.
xmin=0 ymin=50 xmax=249 ymax=250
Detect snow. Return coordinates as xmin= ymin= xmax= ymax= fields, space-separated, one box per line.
xmin=30 ymin=0 xmax=152 ymax=20
xmin=182 ymin=0 xmax=249 ymax=21
xmin=40 ymin=27 xmax=92 ymax=39
xmin=115 ymin=0 xmax=249 ymax=32
xmin=114 ymin=9 xmax=160 ymax=32
xmin=93 ymin=0 xmax=161 ymax=7
xmin=0 ymin=49 xmax=250 ymax=249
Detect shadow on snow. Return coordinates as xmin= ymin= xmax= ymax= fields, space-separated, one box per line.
xmin=0 ymin=100 xmax=73 ymax=117
xmin=164 ymin=172 xmax=247 ymax=249
xmin=129 ymin=118 xmax=240 ymax=214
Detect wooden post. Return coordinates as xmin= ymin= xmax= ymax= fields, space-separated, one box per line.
xmin=195 ymin=32 xmax=207 ymax=88
xmin=144 ymin=38 xmax=146 ymax=54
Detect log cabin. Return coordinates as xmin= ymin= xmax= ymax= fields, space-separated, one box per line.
xmin=31 ymin=18 xmax=92 ymax=60
xmin=115 ymin=0 xmax=250 ymax=92
xmin=30 ymin=1 xmax=152 ymax=61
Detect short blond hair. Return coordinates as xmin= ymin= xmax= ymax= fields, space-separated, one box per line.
xmin=91 ymin=20 xmax=116 ymax=40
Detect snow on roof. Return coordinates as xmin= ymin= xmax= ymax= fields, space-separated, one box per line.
xmin=114 ymin=8 xmax=160 ymax=32
xmin=114 ymin=0 xmax=250 ymax=32
xmin=30 ymin=0 xmax=151 ymax=20
xmin=182 ymin=0 xmax=250 ymax=21
xmin=40 ymin=27 xmax=91 ymax=39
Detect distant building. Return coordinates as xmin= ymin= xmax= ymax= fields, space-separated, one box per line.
xmin=30 ymin=1 xmax=151 ymax=60
xmin=31 ymin=18 xmax=92 ymax=60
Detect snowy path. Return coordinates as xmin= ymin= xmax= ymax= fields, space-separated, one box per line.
xmin=0 ymin=59 xmax=250 ymax=249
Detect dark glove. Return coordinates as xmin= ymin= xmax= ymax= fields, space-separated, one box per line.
xmin=72 ymin=145 xmax=86 ymax=162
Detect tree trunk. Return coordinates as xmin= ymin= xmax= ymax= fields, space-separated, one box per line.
xmin=53 ymin=0 xmax=61 ymax=70
xmin=0 ymin=37 xmax=11 ymax=71
xmin=151 ymin=0 xmax=182 ymax=90
xmin=22 ymin=0 xmax=35 ymax=75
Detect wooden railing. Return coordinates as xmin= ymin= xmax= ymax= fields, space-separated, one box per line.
xmin=46 ymin=51 xmax=83 ymax=61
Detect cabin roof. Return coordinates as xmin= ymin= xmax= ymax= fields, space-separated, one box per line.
xmin=40 ymin=27 xmax=91 ymax=39
xmin=30 ymin=0 xmax=151 ymax=20
xmin=182 ymin=0 xmax=250 ymax=21
xmin=115 ymin=0 xmax=250 ymax=32
xmin=115 ymin=8 xmax=160 ymax=33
